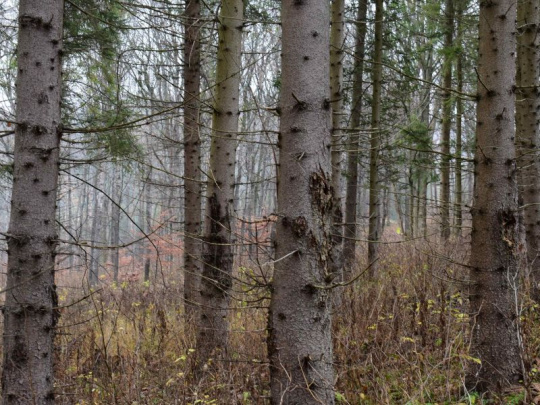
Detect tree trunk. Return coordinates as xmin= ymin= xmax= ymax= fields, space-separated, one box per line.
xmin=330 ymin=0 xmax=344 ymax=199
xmin=418 ymin=59 xmax=433 ymax=238
xmin=68 ymin=178 xmax=75 ymax=270
xmin=516 ymin=0 xmax=540 ymax=300
xmin=440 ymin=0 xmax=454 ymax=240
xmin=2 ymin=0 xmax=63 ymax=402
xmin=198 ymin=0 xmax=243 ymax=358
xmin=268 ymin=0 xmax=335 ymax=401
xmin=467 ymin=0 xmax=524 ymax=392
xmin=367 ymin=0 xmax=384 ymax=275
xmin=89 ymin=168 xmax=102 ymax=286
xmin=100 ymin=170 xmax=111 ymax=266
xmin=144 ymin=173 xmax=152 ymax=282
xmin=183 ymin=0 xmax=202 ymax=316
xmin=408 ymin=155 xmax=415 ymax=237
xmin=343 ymin=0 xmax=368 ymax=272
xmin=394 ymin=183 xmax=407 ymax=236
xmin=381 ymin=185 xmax=389 ymax=229
xmin=454 ymin=15 xmax=463 ymax=237
xmin=111 ymin=168 xmax=122 ymax=282
xmin=330 ymin=0 xmax=345 ymax=281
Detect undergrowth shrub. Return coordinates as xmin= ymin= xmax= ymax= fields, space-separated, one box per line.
xmin=4 ymin=232 xmax=538 ymax=404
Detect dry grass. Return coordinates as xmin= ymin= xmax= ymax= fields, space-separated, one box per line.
xmin=17 ymin=234 xmax=540 ymax=404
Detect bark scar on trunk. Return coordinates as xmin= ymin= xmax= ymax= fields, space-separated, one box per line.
xmin=499 ymin=208 xmax=518 ymax=253
xmin=309 ymin=170 xmax=333 ymax=215
xmin=308 ymin=170 xmax=339 ymax=281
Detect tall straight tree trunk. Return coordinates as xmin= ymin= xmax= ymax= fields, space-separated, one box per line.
xmin=183 ymin=0 xmax=202 ymax=315
xmin=367 ymin=0 xmax=384 ymax=274
xmin=330 ymin=0 xmax=345 ymax=278
xmin=418 ymin=61 xmax=433 ymax=237
xmin=394 ymin=182 xmax=407 ymax=235
xmin=440 ymin=0 xmax=454 ymax=240
xmin=516 ymin=0 xmax=540 ymax=299
xmin=144 ymin=174 xmax=152 ymax=282
xmin=2 ymin=0 xmax=63 ymax=402
xmin=268 ymin=0 xmax=336 ymax=401
xmin=68 ymin=179 xmax=75 ymax=270
xmin=454 ymin=20 xmax=463 ymax=236
xmin=329 ymin=0 xmax=345 ymax=287
xmin=111 ymin=168 xmax=122 ymax=282
xmin=100 ymin=171 xmax=111 ymax=265
xmin=330 ymin=0 xmax=344 ymax=198
xmin=198 ymin=0 xmax=243 ymax=358
xmin=381 ymin=185 xmax=390 ymax=229
xmin=408 ymin=156 xmax=415 ymax=237
xmin=89 ymin=168 xmax=102 ymax=286
xmin=343 ymin=0 xmax=368 ymax=272
xmin=467 ymin=0 xmax=523 ymax=392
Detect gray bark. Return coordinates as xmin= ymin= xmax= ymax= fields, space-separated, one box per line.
xmin=418 ymin=61 xmax=433 ymax=238
xmin=183 ymin=0 xmax=203 ymax=316
xmin=516 ymin=0 xmax=540 ymax=300
xmin=330 ymin=0 xmax=344 ymax=198
xmin=330 ymin=0 xmax=345 ymax=278
xmin=144 ymin=174 xmax=152 ymax=282
xmin=268 ymin=0 xmax=335 ymax=402
xmin=454 ymin=10 xmax=463 ymax=236
xmin=111 ymin=168 xmax=122 ymax=282
xmin=440 ymin=0 xmax=454 ymax=240
xmin=467 ymin=0 xmax=524 ymax=392
xmin=68 ymin=179 xmax=74 ymax=270
xmin=89 ymin=168 xmax=102 ymax=286
xmin=367 ymin=0 xmax=384 ymax=275
xmin=2 ymin=0 xmax=64 ymax=402
xmin=343 ymin=0 xmax=368 ymax=272
xmin=198 ymin=0 xmax=243 ymax=358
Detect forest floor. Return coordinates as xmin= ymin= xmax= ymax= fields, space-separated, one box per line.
xmin=14 ymin=233 xmax=540 ymax=404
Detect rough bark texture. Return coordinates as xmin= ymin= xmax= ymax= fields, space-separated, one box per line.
xmin=268 ymin=0 xmax=335 ymax=403
xmin=197 ymin=0 xmax=242 ymax=359
xmin=516 ymin=0 xmax=540 ymax=299
xmin=329 ymin=0 xmax=345 ymax=285
xmin=343 ymin=0 xmax=368 ymax=272
xmin=440 ymin=0 xmax=454 ymax=240
xmin=183 ymin=0 xmax=202 ymax=317
xmin=330 ymin=0 xmax=345 ymax=250
xmin=330 ymin=0 xmax=344 ymax=198
xmin=467 ymin=0 xmax=524 ymax=393
xmin=367 ymin=0 xmax=384 ymax=274
xmin=1 ymin=0 xmax=63 ymax=402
